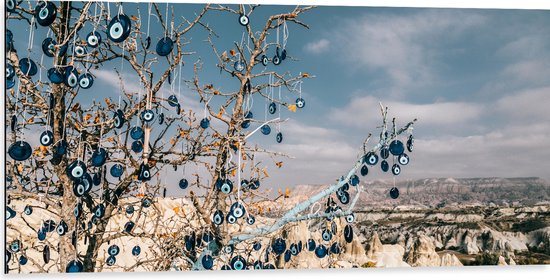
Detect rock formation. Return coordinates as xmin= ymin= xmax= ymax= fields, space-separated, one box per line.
xmin=405 ymin=235 xmax=442 ymax=267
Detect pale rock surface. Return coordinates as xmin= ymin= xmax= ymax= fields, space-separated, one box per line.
xmin=460 ymin=231 xmax=480 ymax=255
xmin=445 ymin=236 xmax=458 ymax=249
xmin=366 ymin=232 xmax=384 ymax=259
xmin=374 ymin=244 xmax=410 ymax=268
xmin=498 ymin=256 xmax=508 ymax=266
xmin=363 ymin=233 xmax=409 ymax=267
xmin=439 ymin=253 xmax=463 ymax=266
xmin=527 ymin=227 xmax=550 ymax=254
xmin=405 ymin=235 xmax=441 ymax=267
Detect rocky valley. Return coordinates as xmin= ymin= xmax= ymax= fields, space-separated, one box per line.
xmin=6 ymin=177 xmax=550 ymax=272
xmin=284 ymin=177 xmax=550 ymax=267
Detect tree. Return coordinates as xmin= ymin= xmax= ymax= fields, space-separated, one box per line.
xmin=5 ymin=1 xmax=417 ymax=273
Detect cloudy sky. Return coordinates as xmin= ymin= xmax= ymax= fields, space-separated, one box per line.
xmin=272 ymin=6 xmax=550 ymax=186
xmin=7 ymin=3 xmax=550 ymax=195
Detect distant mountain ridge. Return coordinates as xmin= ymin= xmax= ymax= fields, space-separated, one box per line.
xmin=289 ymin=177 xmax=550 ymax=208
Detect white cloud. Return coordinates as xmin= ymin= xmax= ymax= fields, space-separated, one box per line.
xmin=407 ymin=123 xmax=550 ymax=179
xmin=303 ymin=38 xmax=330 ymax=54
xmin=495 ymin=35 xmax=548 ymax=59
xmin=329 ymin=95 xmax=484 ymax=129
xmin=282 ymin=120 xmax=337 ymax=139
xmin=93 ymin=69 xmax=143 ymax=94
xmin=329 ymin=10 xmax=485 ymax=94
xmin=495 ymin=86 xmax=550 ymax=121
xmin=478 ymin=34 xmax=550 ymax=95
xmin=501 ymin=61 xmax=550 ymax=85
xmin=270 ymin=119 xmax=358 ymax=161
xmin=256 ymin=119 xmax=361 ymax=186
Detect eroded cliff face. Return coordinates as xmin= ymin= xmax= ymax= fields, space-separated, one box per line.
xmin=528 ymin=227 xmax=550 ymax=253
xmin=365 ymin=232 xmax=409 ymax=267
xmin=357 ymin=207 xmax=550 ymax=257
xmin=254 ymin=177 xmax=550 ymax=268
xmin=371 ymin=225 xmax=531 ymax=256
xmin=257 ymin=177 xmax=550 ymax=267
xmin=290 ymin=177 xmax=550 ymax=210
xmin=270 ymin=221 xmax=514 ymax=268
xmin=405 ymin=235 xmax=444 ymax=266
